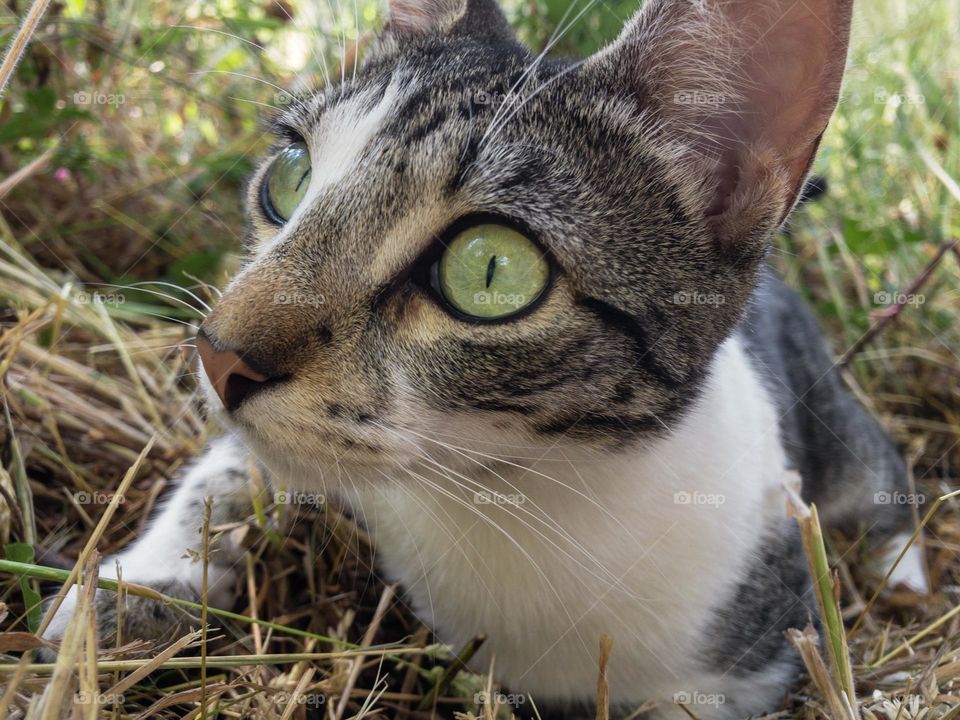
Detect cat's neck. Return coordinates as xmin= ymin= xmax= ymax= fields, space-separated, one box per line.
xmin=342 ymin=335 xmax=791 ymax=705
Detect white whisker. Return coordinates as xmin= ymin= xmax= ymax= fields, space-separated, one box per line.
xmin=169 ymin=24 xmax=265 ymax=50
xmin=370 ymin=421 xmax=647 ymax=599
xmin=481 ymin=58 xmax=588 ymax=148
xmin=376 ymin=421 xmax=637 ymax=542
xmin=191 ymin=70 xmax=289 ymax=95
xmin=483 ymin=0 xmax=597 ymax=138
xmin=98 ymin=281 xmax=211 ymax=316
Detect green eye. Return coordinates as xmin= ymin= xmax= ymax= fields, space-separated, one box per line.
xmin=437 ymin=223 xmax=550 ymax=320
xmin=262 ymin=142 xmax=311 ymax=223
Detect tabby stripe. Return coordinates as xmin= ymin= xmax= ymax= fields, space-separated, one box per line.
xmin=578 ymin=297 xmax=686 ymax=389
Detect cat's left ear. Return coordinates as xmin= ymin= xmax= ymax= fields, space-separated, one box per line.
xmin=588 ymin=0 xmax=853 ymax=244
xmin=379 ymin=0 xmax=516 ymax=44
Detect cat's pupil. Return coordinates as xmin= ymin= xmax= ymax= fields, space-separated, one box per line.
xmin=485 ymin=255 xmax=497 ymax=288
xmin=294 ymin=168 xmax=311 ymax=193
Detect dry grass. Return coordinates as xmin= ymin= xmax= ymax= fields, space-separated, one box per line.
xmin=2 ymin=233 xmax=959 ymax=717
xmin=1 ymin=0 xmax=959 ymax=718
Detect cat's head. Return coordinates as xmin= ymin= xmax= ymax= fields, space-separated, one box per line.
xmin=196 ymin=0 xmax=852 ymax=481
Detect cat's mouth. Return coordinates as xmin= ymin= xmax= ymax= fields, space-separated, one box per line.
xmin=198 ymin=371 xmax=420 ymax=476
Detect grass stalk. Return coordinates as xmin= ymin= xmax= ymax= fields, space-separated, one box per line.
xmin=787 ymin=487 xmax=857 ymax=717
xmin=35 ymin=436 xmax=157 ymax=638
xmin=0 ymin=648 xmax=427 ymax=674
xmin=0 ymin=0 xmax=52 ymax=100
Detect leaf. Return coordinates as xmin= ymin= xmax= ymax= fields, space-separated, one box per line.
xmin=0 ymin=100 xmax=93 ymax=145
xmin=0 ymin=631 xmax=52 ymax=652
xmin=64 ymin=0 xmax=87 ymax=17
xmin=25 ymin=87 xmax=56 ymax=116
xmin=4 ymin=543 xmax=43 ymax=633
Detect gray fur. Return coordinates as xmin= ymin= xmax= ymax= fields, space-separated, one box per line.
xmin=701 ymin=272 xmax=914 ymax=681
xmin=742 ymin=272 xmax=913 ymax=538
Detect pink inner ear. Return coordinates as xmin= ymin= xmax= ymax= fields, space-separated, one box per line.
xmin=750 ymin=15 xmax=841 ymax=179
xmin=723 ymin=12 xmax=843 ymax=221
xmin=703 ymin=155 xmax=741 ymax=220
xmin=600 ymin=0 xmax=853 ymax=231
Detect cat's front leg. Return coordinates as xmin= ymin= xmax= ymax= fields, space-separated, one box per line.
xmin=41 ymin=433 xmax=259 ymax=651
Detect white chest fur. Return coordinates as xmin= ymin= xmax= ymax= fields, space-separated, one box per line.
xmin=347 ymin=337 xmax=789 ymax=713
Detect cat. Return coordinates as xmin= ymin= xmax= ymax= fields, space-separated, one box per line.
xmin=44 ymin=0 xmax=927 ymax=717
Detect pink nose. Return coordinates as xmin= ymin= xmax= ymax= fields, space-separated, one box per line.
xmin=196 ymin=333 xmax=270 ymax=411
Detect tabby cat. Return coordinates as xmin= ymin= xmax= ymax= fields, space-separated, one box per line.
xmin=46 ymin=0 xmax=925 ymax=716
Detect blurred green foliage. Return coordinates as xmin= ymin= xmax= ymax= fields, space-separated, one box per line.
xmin=510 ymin=0 xmax=639 ymax=55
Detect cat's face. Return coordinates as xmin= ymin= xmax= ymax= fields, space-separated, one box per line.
xmin=197 ymin=0 xmax=851 ymax=482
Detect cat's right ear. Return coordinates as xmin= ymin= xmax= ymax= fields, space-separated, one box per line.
xmin=383 ymin=0 xmax=463 ymax=36
xmin=378 ymin=0 xmax=516 ymax=45
xmin=588 ymin=0 xmax=853 ymax=249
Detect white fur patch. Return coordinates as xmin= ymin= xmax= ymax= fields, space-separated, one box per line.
xmin=877 ymin=531 xmax=929 ymax=594
xmin=344 ymin=337 xmax=792 ymax=716
xmin=305 ymin=82 xmax=401 ymax=195
xmin=113 ymin=436 xmax=239 ymax=601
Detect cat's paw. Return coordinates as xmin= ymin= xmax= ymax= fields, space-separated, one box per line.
xmin=40 ymin=578 xmax=202 ymax=660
